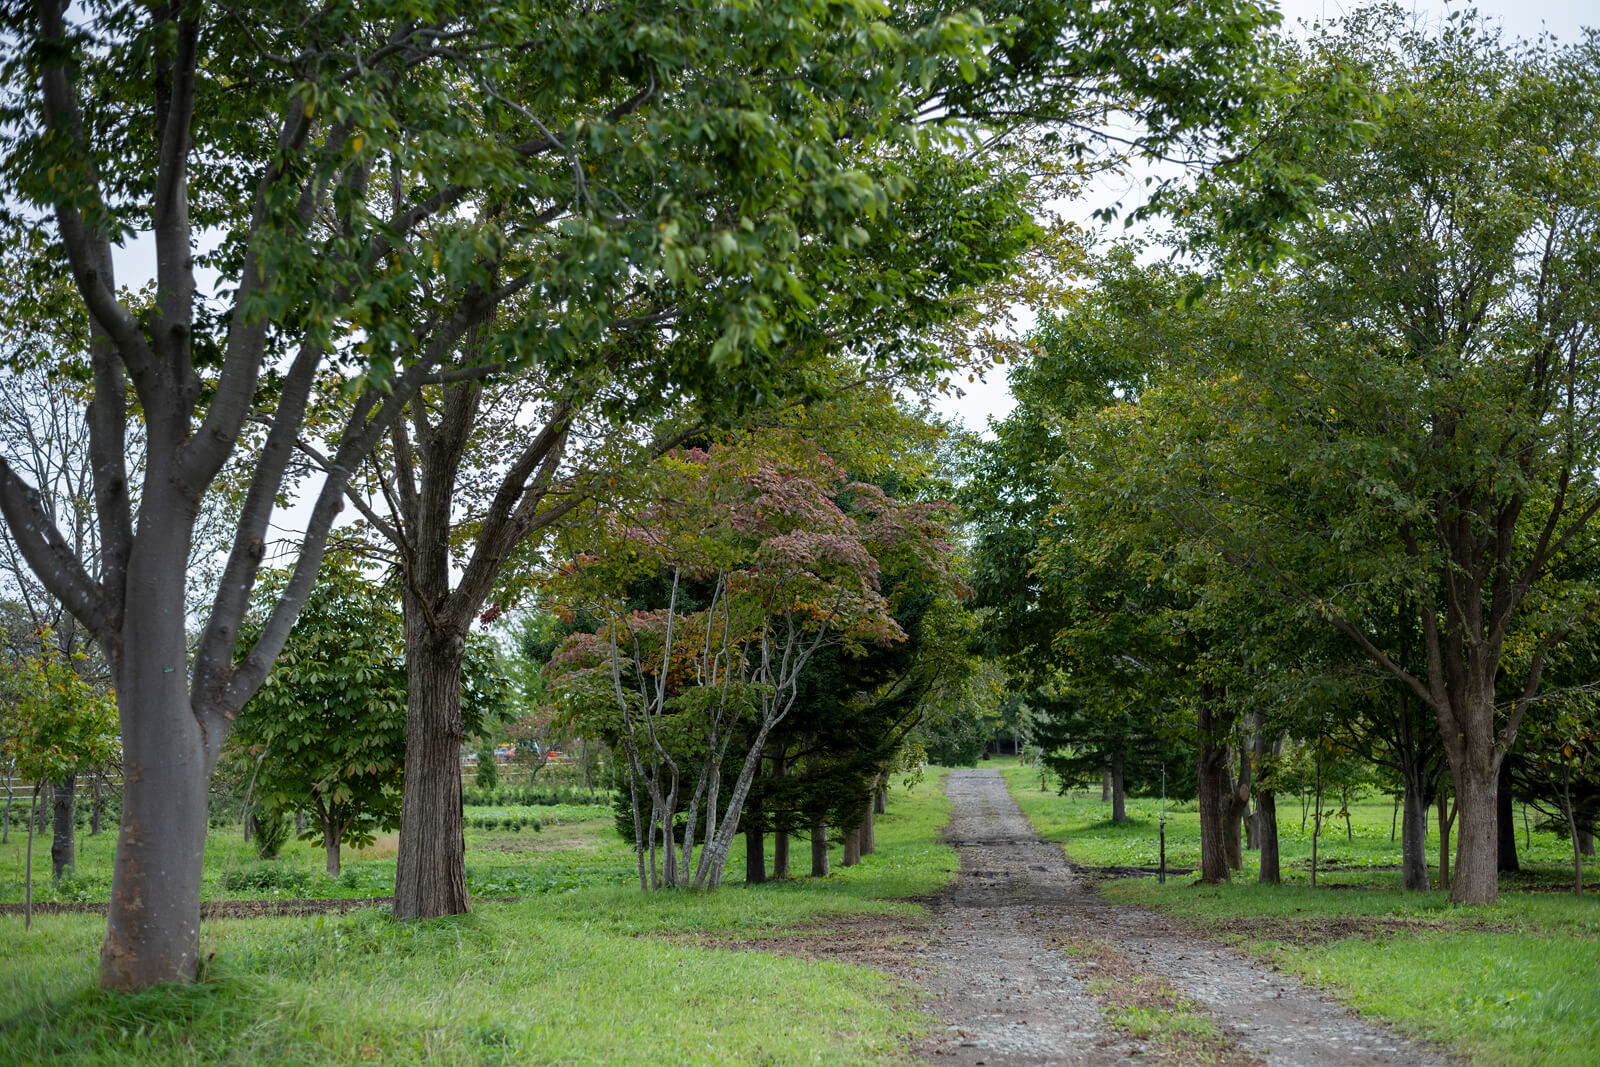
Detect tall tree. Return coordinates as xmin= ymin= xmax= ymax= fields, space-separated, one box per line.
xmin=0 ymin=0 xmax=1011 ymax=982
xmin=1144 ymin=11 xmax=1600 ymax=903
xmin=0 ymin=0 xmax=1315 ymax=985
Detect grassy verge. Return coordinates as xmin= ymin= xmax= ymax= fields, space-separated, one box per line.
xmin=0 ymin=775 xmax=955 ymax=1065
xmin=996 ymin=758 xmax=1600 ymax=1067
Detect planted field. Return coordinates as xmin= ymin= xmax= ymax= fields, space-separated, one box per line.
xmin=0 ymin=778 xmax=954 ymax=1065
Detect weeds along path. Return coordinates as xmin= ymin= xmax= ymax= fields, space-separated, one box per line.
xmin=915 ymin=768 xmax=1451 ymax=1067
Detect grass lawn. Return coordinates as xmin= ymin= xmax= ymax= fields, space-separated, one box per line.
xmin=996 ymin=758 xmax=1600 ymax=1067
xmin=0 ymin=776 xmax=955 ymax=1065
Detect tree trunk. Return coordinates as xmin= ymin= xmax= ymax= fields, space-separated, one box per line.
xmin=1436 ymin=789 xmax=1455 ymax=892
xmin=1580 ymin=828 xmax=1595 ymax=857
xmin=100 ymin=618 xmax=218 ymax=990
xmin=842 ymin=825 xmax=861 ymax=867
xmin=1195 ymin=696 xmax=1234 ymax=884
xmin=90 ymin=771 xmax=102 ymax=836
xmin=393 ymin=618 xmax=470 ymax=920
xmin=1256 ymin=786 xmax=1280 ymax=884
xmin=859 ymin=798 xmax=876 ymax=856
xmin=1311 ymin=748 xmax=1323 ymax=888
xmin=1110 ymin=754 xmax=1126 ymax=823
xmin=36 ymin=780 xmax=51 ymax=833
xmin=1497 ymin=757 xmax=1519 ymax=873
xmin=874 ymin=785 xmax=886 ymax=816
xmin=772 ymin=825 xmax=790 ymax=879
xmin=1224 ymin=785 xmax=1248 ymax=871
xmin=745 ymin=826 xmax=766 ymax=884
xmin=1101 ymin=765 xmax=1113 ymax=802
xmin=321 ymin=819 xmax=340 ymax=876
xmin=1400 ymin=770 xmax=1431 ymax=892
xmin=811 ymin=817 xmax=830 ymax=877
xmin=51 ymin=774 xmax=76 ymax=880
xmin=1561 ymin=766 xmax=1583 ymax=896
xmin=1446 ymin=756 xmax=1496 ymax=905
xmin=1225 ymin=745 xmax=1250 ymax=870
xmin=25 ymin=786 xmax=36 ymax=930
xmin=1253 ymin=720 xmax=1279 ymax=884
xmin=1241 ymin=719 xmax=1259 ymax=851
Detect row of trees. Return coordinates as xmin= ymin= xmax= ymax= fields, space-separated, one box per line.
xmin=0 ymin=0 xmax=1304 ymax=988
xmin=971 ymin=9 xmax=1600 ymax=904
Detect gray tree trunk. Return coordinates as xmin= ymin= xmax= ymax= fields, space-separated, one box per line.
xmin=51 ymin=774 xmax=75 ymax=880
xmin=1436 ymin=789 xmax=1456 ymax=892
xmin=842 ymin=825 xmax=861 ymax=867
xmin=324 ymin=817 xmax=342 ymax=877
xmin=1101 ymin=765 xmax=1113 ymax=802
xmin=772 ymin=826 xmax=790 ymax=879
xmin=1400 ymin=772 xmax=1431 ymax=892
xmin=101 ymin=605 xmax=218 ymax=989
xmin=1256 ymin=786 xmax=1280 ymax=884
xmin=859 ymin=798 xmax=876 ymax=856
xmin=810 ymin=818 xmax=830 ymax=877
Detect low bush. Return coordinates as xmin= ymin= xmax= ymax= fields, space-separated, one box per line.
xmin=223 ymin=861 xmax=313 ymax=892
xmin=460 ymin=784 xmax=612 ymax=808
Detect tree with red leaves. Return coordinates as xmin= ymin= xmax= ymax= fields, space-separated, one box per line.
xmin=544 ymin=436 xmax=958 ymax=889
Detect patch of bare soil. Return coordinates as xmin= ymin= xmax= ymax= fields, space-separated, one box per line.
xmin=909 ymin=769 xmax=1458 ymax=1067
xmin=1201 ymin=914 xmax=1516 ymax=948
xmin=683 ymin=911 xmax=935 ymax=975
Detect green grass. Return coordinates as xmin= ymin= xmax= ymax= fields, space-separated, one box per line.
xmin=997 ymin=758 xmax=1600 ymax=1067
xmin=999 ymin=760 xmax=1581 ymax=885
xmin=0 ymin=776 xmax=956 ymax=1065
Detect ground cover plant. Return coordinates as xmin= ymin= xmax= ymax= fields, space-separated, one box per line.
xmin=0 ymin=774 xmax=953 ymax=1065
xmin=1000 ymin=759 xmax=1600 ymax=1066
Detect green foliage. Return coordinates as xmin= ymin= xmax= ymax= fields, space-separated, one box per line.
xmin=249 ymin=806 xmax=292 ymax=861
xmin=233 ymin=559 xmax=409 ymax=855
xmin=0 ymin=638 xmax=116 ymax=787
xmin=222 ymin=862 xmax=315 ymax=894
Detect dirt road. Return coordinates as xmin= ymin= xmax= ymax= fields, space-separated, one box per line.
xmin=913 ymin=768 xmax=1450 ymax=1066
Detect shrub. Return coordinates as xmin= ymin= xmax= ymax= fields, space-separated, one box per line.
xmin=223 ymin=861 xmax=312 ymax=892
xmin=251 ymin=805 xmax=292 ymax=859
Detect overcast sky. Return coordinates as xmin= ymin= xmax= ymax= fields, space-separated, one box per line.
xmin=932 ymin=0 xmax=1595 ymax=434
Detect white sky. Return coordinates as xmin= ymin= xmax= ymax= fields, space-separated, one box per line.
xmin=931 ymin=0 xmax=1596 ymax=434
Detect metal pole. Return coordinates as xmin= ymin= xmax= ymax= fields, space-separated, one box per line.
xmin=1159 ymin=765 xmax=1167 ymax=884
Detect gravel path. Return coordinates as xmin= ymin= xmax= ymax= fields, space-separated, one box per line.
xmin=914 ymin=768 xmax=1452 ymax=1066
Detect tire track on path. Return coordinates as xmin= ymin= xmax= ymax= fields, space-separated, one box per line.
xmin=913 ymin=768 xmax=1452 ymax=1066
